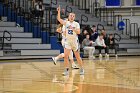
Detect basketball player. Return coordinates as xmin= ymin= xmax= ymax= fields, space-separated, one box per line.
xmin=57 ymin=6 xmax=84 ymax=75
xmin=52 ymin=20 xmax=79 ymax=69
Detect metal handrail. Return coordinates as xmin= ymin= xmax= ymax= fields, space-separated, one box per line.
xmin=130 ymin=23 xmax=138 ymax=39
xmin=90 ymin=2 xmax=100 ymax=17
xmin=123 ymin=18 xmax=130 ymax=35
xmin=114 ymin=15 xmax=123 ymax=30
xmin=97 ymin=24 xmax=105 ymax=32
xmin=65 ymin=5 xmax=72 ymax=16
xmin=138 ymin=27 xmax=140 ymax=44
xmin=81 ymin=14 xmax=88 ymax=25
xmin=1 ymin=30 xmax=12 ymax=50
xmin=50 ymin=14 xmax=57 ymax=35
xmin=51 ymin=0 xmax=57 ymax=5
xmin=114 ymin=33 xmax=121 ymax=42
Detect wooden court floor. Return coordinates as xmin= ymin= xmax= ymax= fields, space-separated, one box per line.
xmin=0 ymin=57 xmax=140 ymax=93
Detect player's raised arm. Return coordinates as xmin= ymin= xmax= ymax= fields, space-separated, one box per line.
xmin=57 ymin=6 xmax=66 ymax=25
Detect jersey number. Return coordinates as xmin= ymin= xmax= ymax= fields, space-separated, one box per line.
xmin=68 ymin=30 xmax=73 ymax=35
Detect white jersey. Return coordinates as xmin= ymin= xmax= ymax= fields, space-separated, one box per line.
xmin=65 ymin=21 xmax=80 ymax=40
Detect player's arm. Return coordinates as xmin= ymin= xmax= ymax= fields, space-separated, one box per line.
xmin=73 ymin=28 xmax=80 ymax=34
xmin=56 ymin=27 xmax=62 ymax=33
xmin=57 ymin=6 xmax=66 ymax=25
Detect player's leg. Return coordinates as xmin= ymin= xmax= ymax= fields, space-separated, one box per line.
xmin=69 ymin=50 xmax=79 ymax=69
xmin=73 ymin=50 xmax=84 ymax=75
xmin=72 ymin=41 xmax=84 ymax=75
xmin=52 ymin=53 xmax=64 ymax=65
xmin=63 ymin=48 xmax=71 ymax=76
xmin=52 ymin=39 xmax=65 ymax=65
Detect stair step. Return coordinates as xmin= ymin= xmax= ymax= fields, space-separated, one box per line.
xmin=82 ymin=21 xmax=107 ymax=26
xmin=0 ymin=55 xmax=52 ymax=59
xmin=0 ymin=32 xmax=32 ymax=38
xmin=3 ymin=50 xmax=21 ymax=56
xmin=0 ymin=27 xmax=24 ymax=32
xmin=4 ymin=38 xmax=41 ymax=44
xmin=119 ymin=44 xmax=140 ymax=49
xmin=0 ymin=50 xmax=3 ymax=56
xmin=1 ymin=17 xmax=7 ymax=21
xmin=12 ymin=44 xmax=51 ymax=49
xmin=21 ymin=50 xmax=60 ymax=56
xmin=0 ymin=22 xmax=16 ymax=27
xmin=127 ymin=49 xmax=140 ymax=53
xmin=117 ymin=39 xmax=138 ymax=44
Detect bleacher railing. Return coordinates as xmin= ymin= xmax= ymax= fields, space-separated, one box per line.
xmin=1 ymin=30 xmax=12 ymax=50
xmin=123 ymin=18 xmax=130 ymax=35
xmin=97 ymin=24 xmax=104 ymax=32
xmin=51 ymin=0 xmax=57 ymax=6
xmin=130 ymin=23 xmax=138 ymax=39
xmin=114 ymin=33 xmax=121 ymax=42
xmin=65 ymin=5 xmax=72 ymax=16
xmin=138 ymin=28 xmax=140 ymax=44
xmin=81 ymin=14 xmax=88 ymax=26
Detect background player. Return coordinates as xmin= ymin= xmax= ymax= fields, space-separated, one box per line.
xmin=52 ymin=22 xmax=79 ymax=69
xmin=57 ymin=6 xmax=84 ymax=76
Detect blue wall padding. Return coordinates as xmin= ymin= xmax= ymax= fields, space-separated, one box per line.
xmin=33 ymin=26 xmax=41 ymax=38
xmin=7 ymin=8 xmax=12 ymax=21
xmin=106 ymin=0 xmax=120 ymax=6
xmin=0 ymin=3 xmax=3 ymax=16
xmin=50 ymin=36 xmax=64 ymax=53
xmin=24 ymin=21 xmax=29 ymax=32
xmin=41 ymin=31 xmax=49 ymax=44
xmin=136 ymin=0 xmax=140 ymax=5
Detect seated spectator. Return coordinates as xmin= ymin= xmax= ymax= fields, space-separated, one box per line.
xmin=90 ymin=25 xmax=98 ymax=42
xmin=95 ymin=33 xmax=109 ymax=59
xmin=34 ymin=0 xmax=44 ymax=18
xmin=106 ymin=34 xmax=119 ymax=57
xmin=101 ymin=29 xmax=108 ymax=44
xmin=82 ymin=34 xmax=95 ymax=59
xmin=78 ymin=29 xmax=89 ymax=44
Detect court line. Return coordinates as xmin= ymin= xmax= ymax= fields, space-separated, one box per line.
xmin=26 ymin=62 xmax=53 ymax=79
xmin=96 ymin=61 xmax=138 ymax=87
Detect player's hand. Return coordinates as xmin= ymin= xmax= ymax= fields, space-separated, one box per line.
xmin=57 ymin=5 xmax=61 ymax=12
xmin=90 ymin=41 xmax=93 ymax=44
xmin=104 ymin=45 xmax=106 ymax=48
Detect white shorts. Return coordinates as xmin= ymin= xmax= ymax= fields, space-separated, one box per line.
xmin=64 ymin=39 xmax=80 ymax=51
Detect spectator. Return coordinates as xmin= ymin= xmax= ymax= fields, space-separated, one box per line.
xmin=82 ymin=34 xmax=95 ymax=59
xmin=101 ymin=29 xmax=108 ymax=45
xmin=95 ymin=33 xmax=109 ymax=59
xmin=106 ymin=34 xmax=118 ymax=57
xmin=79 ymin=29 xmax=89 ymax=44
xmin=34 ymin=0 xmax=44 ymax=18
xmin=61 ymin=8 xmax=66 ymax=19
xmin=90 ymin=25 xmax=98 ymax=42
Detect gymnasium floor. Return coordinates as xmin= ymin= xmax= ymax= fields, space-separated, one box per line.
xmin=0 ymin=57 xmax=140 ymax=93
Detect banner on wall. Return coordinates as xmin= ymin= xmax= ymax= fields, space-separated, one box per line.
xmin=106 ymin=0 xmax=120 ymax=6
xmin=136 ymin=0 xmax=140 ymax=5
